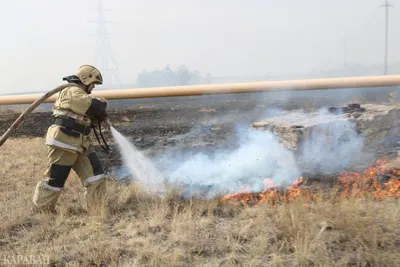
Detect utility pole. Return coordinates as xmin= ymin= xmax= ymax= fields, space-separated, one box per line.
xmin=382 ymin=0 xmax=392 ymax=75
xmin=89 ymin=0 xmax=122 ymax=86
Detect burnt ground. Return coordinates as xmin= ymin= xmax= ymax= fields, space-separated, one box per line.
xmin=1 ymin=87 xmax=399 ymax=185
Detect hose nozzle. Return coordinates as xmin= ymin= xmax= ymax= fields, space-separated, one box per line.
xmin=104 ymin=118 xmax=112 ymax=128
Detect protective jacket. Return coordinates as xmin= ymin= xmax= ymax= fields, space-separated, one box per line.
xmin=45 ymin=85 xmax=107 ymax=154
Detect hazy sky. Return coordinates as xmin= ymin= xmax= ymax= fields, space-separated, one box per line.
xmin=0 ymin=0 xmax=398 ymax=94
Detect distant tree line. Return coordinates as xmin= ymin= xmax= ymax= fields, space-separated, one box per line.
xmin=134 ymin=62 xmax=400 ymax=88
xmin=135 ymin=65 xmax=212 ymax=88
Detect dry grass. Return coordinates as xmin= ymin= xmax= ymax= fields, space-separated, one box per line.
xmin=1 ymin=138 xmax=399 ymax=267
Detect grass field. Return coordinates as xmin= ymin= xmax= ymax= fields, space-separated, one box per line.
xmin=1 ymin=138 xmax=399 ymax=267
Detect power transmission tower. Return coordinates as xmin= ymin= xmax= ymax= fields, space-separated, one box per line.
xmin=382 ymin=0 xmax=392 ymax=75
xmin=89 ymin=0 xmax=122 ymax=86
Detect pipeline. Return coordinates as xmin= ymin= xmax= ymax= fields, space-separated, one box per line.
xmin=1 ymin=75 xmax=400 ymax=105
xmin=0 ymin=83 xmax=76 ymax=147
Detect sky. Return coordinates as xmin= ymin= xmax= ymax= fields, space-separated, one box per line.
xmin=0 ymin=0 xmax=399 ymax=94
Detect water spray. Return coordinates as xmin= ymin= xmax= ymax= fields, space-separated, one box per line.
xmin=109 ymin=125 xmax=166 ymax=193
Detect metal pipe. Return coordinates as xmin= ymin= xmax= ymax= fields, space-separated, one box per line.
xmin=1 ymin=74 xmax=400 ymax=105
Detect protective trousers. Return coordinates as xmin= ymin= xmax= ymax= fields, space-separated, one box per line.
xmin=33 ymin=145 xmax=107 ymax=213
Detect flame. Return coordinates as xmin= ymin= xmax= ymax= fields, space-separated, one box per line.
xmin=221 ymin=156 xmax=400 ymax=206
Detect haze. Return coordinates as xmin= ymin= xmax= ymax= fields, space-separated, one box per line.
xmin=0 ymin=0 xmax=398 ymax=94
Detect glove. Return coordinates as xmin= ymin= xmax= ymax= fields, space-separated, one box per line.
xmin=98 ymin=113 xmax=112 ymax=127
xmin=99 ymin=113 xmax=108 ymax=122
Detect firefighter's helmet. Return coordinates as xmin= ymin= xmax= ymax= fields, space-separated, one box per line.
xmin=74 ymin=65 xmax=103 ymax=85
xmin=63 ymin=65 xmax=103 ymax=85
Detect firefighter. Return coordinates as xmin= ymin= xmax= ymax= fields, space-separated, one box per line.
xmin=32 ymin=65 xmax=109 ymax=214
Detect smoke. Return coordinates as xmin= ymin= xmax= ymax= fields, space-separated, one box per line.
xmin=151 ymin=106 xmax=365 ymax=197
xmin=111 ymin=103 xmax=366 ymax=198
xmin=297 ymin=108 xmax=364 ymax=173
xmin=154 ymin=126 xmax=300 ymax=198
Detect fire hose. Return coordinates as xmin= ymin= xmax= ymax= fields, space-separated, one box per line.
xmin=0 ymin=83 xmax=112 ymax=151
xmin=92 ymin=118 xmax=112 ymax=152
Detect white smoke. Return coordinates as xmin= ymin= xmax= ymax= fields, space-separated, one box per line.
xmin=154 ymin=126 xmax=300 ymax=197
xmin=111 ymin=106 xmax=366 ymax=198
xmin=298 ymin=108 xmax=364 ymax=173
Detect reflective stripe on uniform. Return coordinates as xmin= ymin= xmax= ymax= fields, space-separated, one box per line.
xmin=42 ymin=182 xmax=63 ymax=192
xmin=53 ymin=109 xmax=91 ymax=126
xmin=83 ymin=174 xmax=105 ymax=186
xmin=46 ymin=138 xmax=84 ymax=153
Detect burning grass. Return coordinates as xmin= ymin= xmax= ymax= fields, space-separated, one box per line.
xmin=222 ymin=157 xmax=400 ymax=206
xmin=1 ymin=138 xmax=400 ymax=266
